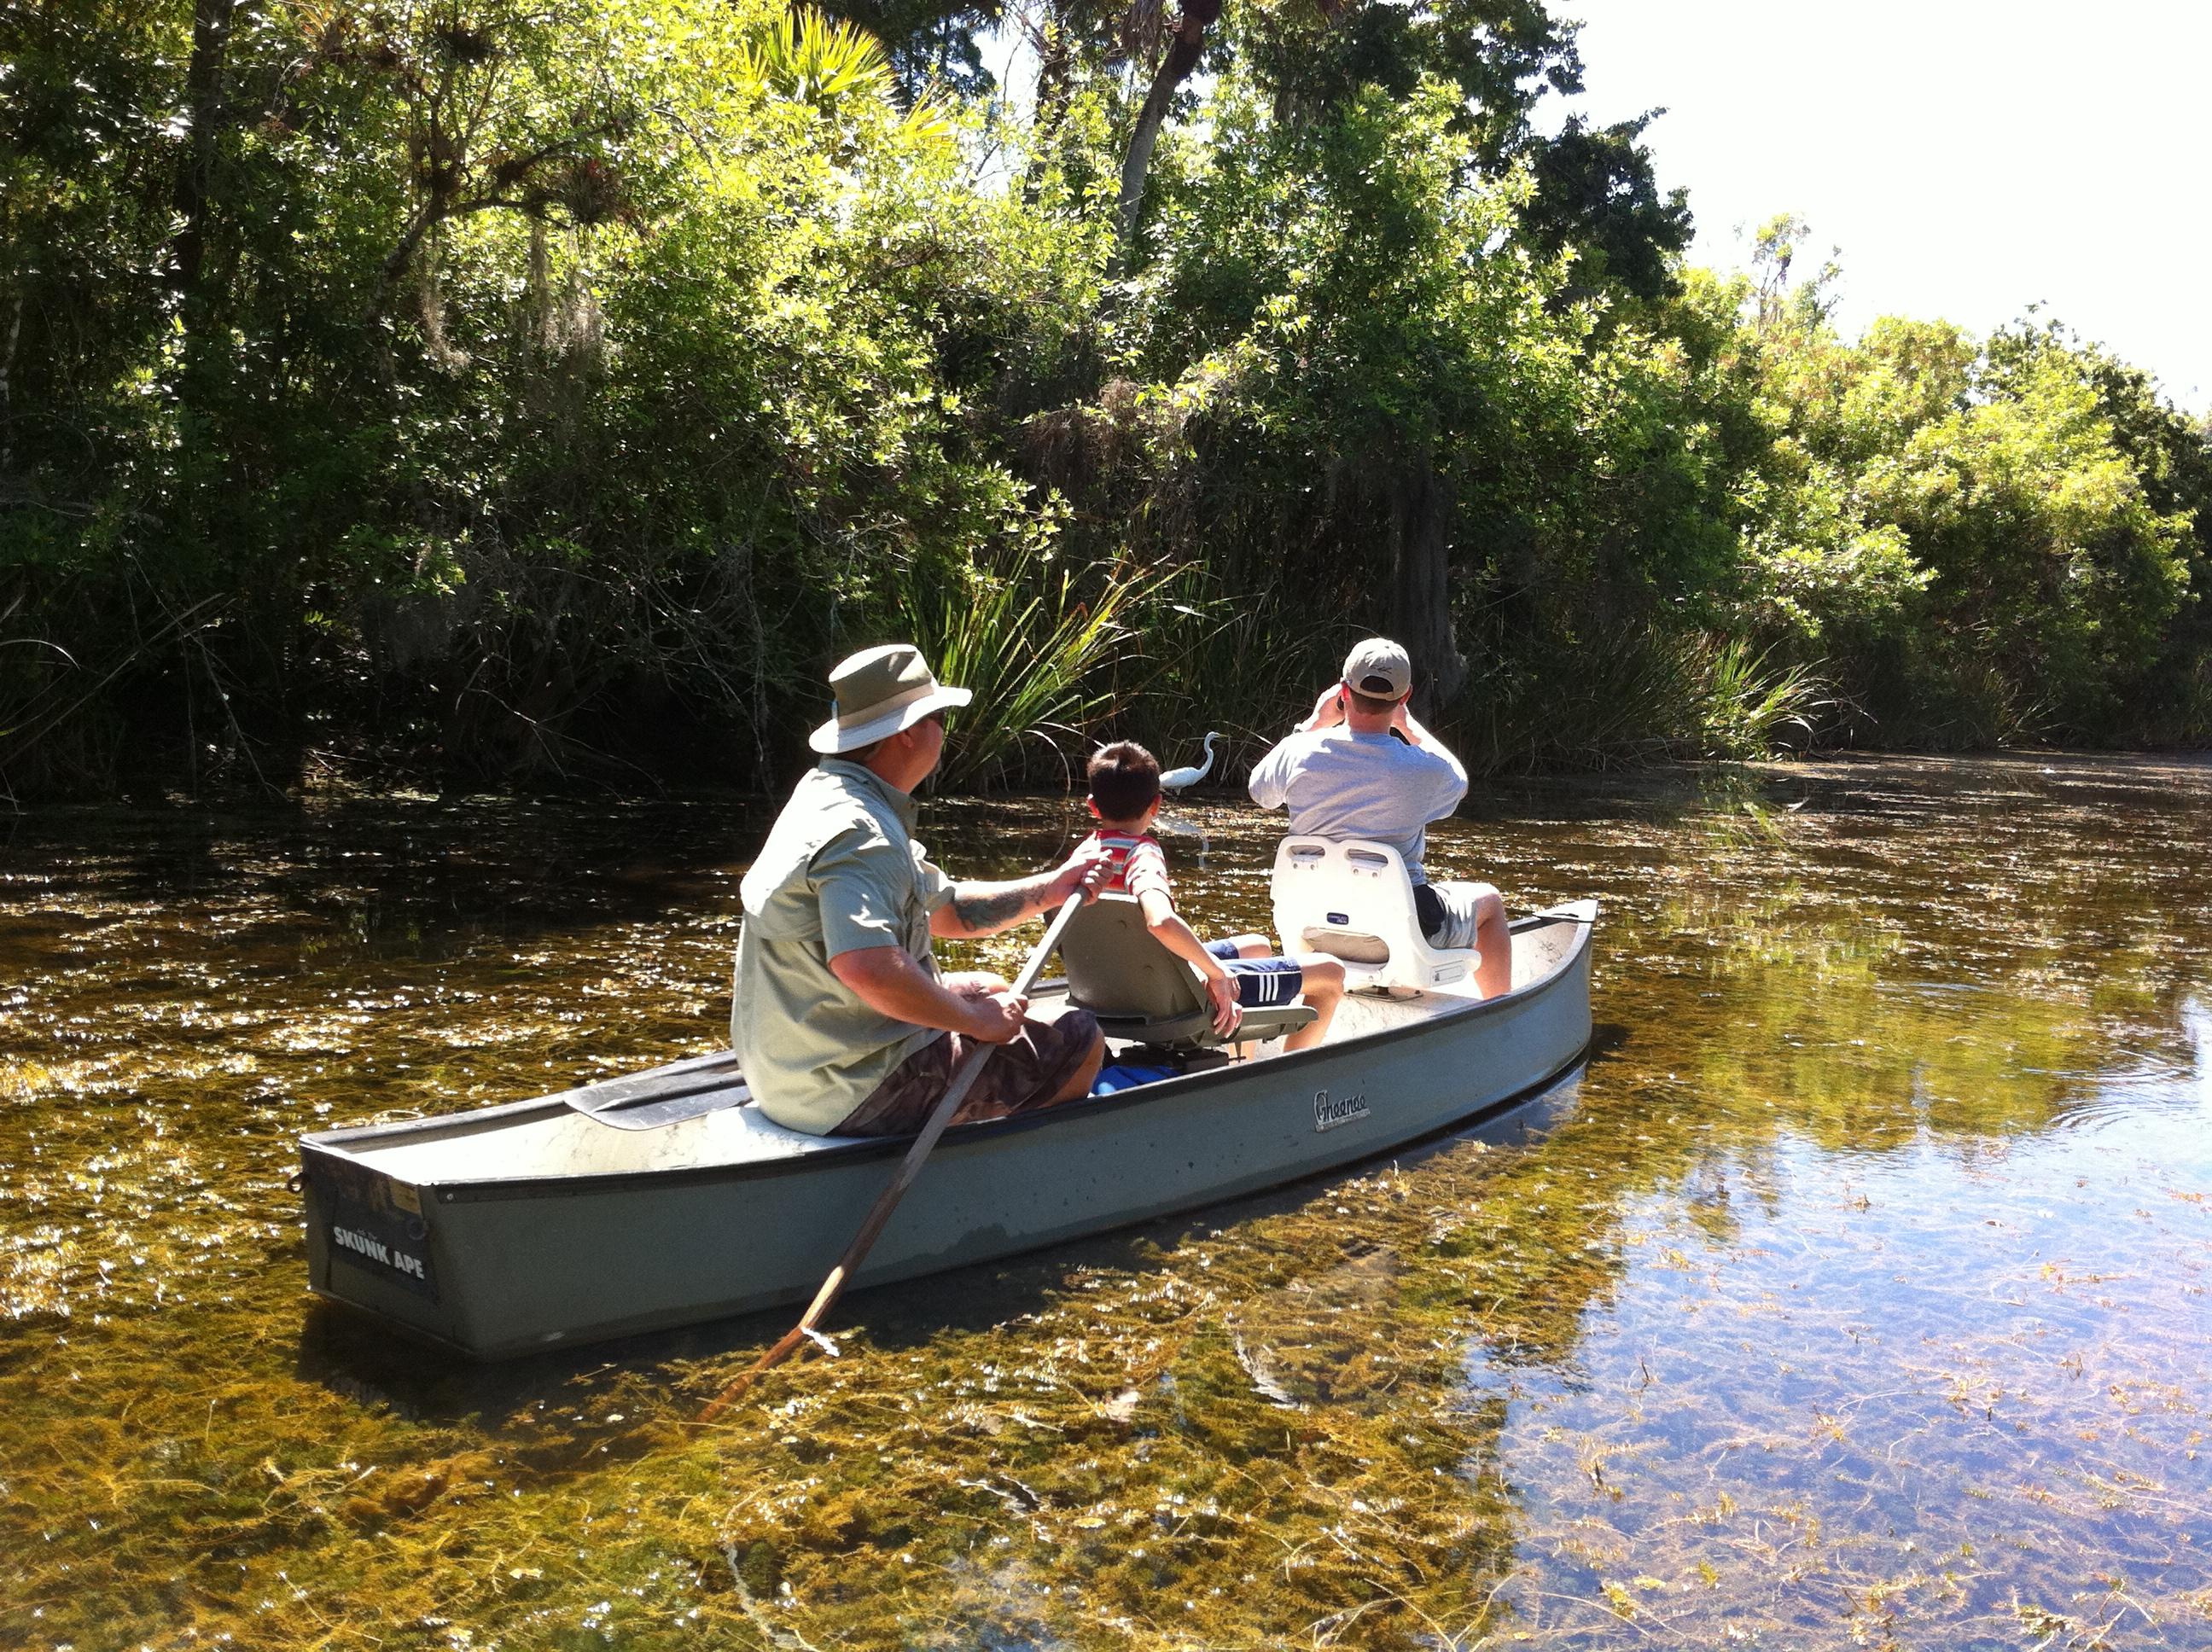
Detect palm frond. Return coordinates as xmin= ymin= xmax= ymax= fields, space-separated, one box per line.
xmin=738 ymin=9 xmax=895 ymax=108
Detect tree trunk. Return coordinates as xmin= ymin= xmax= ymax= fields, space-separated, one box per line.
xmin=170 ymin=0 xmax=243 ymax=299
xmin=1113 ymin=0 xmax=1220 ymax=265
xmin=1389 ymin=460 xmax=1466 ymax=717
xmin=0 ymin=288 xmax=21 ymax=477
xmin=1033 ymin=5 xmax=1073 ymax=137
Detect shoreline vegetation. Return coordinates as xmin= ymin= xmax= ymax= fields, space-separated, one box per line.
xmin=3 ymin=0 xmax=2208 ymax=802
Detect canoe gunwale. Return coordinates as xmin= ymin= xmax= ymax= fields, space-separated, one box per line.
xmin=298 ymin=904 xmax=1596 ymax=1206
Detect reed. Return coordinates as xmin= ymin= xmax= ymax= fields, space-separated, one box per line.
xmin=907 ymin=544 xmax=1173 ymax=791
xmin=1693 ymin=637 xmax=1831 ymax=759
xmin=1091 ymin=575 xmax=1352 ymax=780
xmin=1445 ymin=627 xmax=1834 ymax=772
xmin=1454 ymin=626 xmax=1693 ymax=774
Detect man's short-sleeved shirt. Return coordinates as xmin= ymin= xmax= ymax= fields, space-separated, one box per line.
xmin=1246 ymin=728 xmax=1468 ymax=883
xmin=1080 ymin=829 xmax=1172 ymax=904
xmin=731 ymin=759 xmax=954 ymax=1134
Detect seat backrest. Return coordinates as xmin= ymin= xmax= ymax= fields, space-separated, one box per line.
xmin=1057 ymin=895 xmax=1207 ymax=1020
xmin=1056 ymin=894 xmax=1318 ymax=1050
xmin=1269 ymin=835 xmax=1476 ymax=992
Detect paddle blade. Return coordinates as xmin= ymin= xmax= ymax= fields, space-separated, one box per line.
xmin=696 ymin=1263 xmax=852 ymax=1421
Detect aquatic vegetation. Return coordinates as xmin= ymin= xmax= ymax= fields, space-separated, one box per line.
xmin=3 ymin=759 xmax=2212 ymax=1649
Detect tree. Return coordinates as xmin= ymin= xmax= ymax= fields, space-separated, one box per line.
xmin=819 ymin=0 xmax=1001 ymax=95
xmin=1748 ymin=212 xmax=1840 ymax=334
xmin=1241 ymin=0 xmax=1580 ymax=159
xmin=1115 ymin=0 xmax=1225 ymax=262
xmin=1986 ymin=318 xmax=2212 ymax=736
xmin=1517 ymin=113 xmax=1692 ymax=303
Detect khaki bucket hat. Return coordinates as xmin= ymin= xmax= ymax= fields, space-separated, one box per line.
xmin=809 ymin=643 xmax=974 ymax=754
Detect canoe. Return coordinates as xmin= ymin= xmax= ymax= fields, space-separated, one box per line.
xmin=297 ymin=899 xmax=1597 ymax=1358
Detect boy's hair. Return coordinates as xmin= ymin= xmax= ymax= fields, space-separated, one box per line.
xmin=1347 ymin=684 xmax=1402 ymax=717
xmin=1087 ymin=741 xmax=1161 ymax=822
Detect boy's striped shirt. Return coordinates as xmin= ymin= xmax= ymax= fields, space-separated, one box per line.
xmin=1082 ymin=829 xmax=1173 ymax=903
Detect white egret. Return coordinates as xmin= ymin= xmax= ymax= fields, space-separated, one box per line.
xmin=1160 ymin=731 xmax=1220 ymax=793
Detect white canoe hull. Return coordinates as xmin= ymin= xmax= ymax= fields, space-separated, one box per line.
xmin=300 ymin=902 xmax=1596 ymax=1358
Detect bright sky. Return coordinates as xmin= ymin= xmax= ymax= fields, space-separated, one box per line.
xmin=1555 ymin=0 xmax=2211 ymax=412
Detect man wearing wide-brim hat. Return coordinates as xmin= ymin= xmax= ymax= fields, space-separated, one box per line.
xmin=732 ymin=643 xmax=1109 ymax=1137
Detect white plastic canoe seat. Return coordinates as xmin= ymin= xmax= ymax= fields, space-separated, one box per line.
xmin=1269 ymin=835 xmax=1478 ymax=993
xmin=1057 ymin=894 xmax=1317 ymax=1050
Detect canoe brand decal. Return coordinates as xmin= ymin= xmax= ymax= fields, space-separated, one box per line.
xmin=315 ymin=1172 xmax=439 ymax=1300
xmin=1313 ymin=1089 xmax=1369 ymax=1132
xmin=332 ymin=1223 xmax=431 ymax=1284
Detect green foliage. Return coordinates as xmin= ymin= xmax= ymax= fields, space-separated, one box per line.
xmin=1237 ymin=0 xmax=1583 ymax=162
xmin=0 ymin=0 xmax=2204 ymax=796
xmin=817 ymin=0 xmax=998 ymax=96
xmin=1695 ymin=637 xmax=1828 ymax=759
xmin=1519 ymin=113 xmax=1696 ymax=304
xmin=907 ymin=537 xmax=1171 ymax=790
xmin=736 ymin=4 xmax=951 ymax=137
xmin=1734 ymin=256 xmax=2199 ymax=745
xmin=0 ymin=0 xmax=1103 ymax=788
xmin=1870 ymin=355 xmax=2188 ymax=739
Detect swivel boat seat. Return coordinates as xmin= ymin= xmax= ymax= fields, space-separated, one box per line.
xmin=1268 ymin=836 xmax=1480 ymax=994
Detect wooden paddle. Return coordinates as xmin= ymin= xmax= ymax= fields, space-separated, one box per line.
xmin=697 ymin=890 xmax=1089 ymax=1421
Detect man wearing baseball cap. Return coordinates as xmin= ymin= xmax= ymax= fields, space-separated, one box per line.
xmin=1246 ymin=637 xmax=1509 ymax=996
xmin=732 ymin=643 xmax=1108 ymax=1137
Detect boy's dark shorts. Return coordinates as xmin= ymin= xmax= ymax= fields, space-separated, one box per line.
xmin=1202 ymin=939 xmax=1304 ymax=1008
xmin=831 ymin=1009 xmax=1101 ymax=1137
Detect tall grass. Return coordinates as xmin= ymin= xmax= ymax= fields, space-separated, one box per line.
xmin=1086 ymin=577 xmax=1357 ymax=784
xmin=0 ymin=590 xmax=232 ymax=797
xmin=906 ymin=545 xmax=1173 ymax=792
xmin=1453 ymin=627 xmax=1693 ymax=773
xmin=1450 ymin=627 xmax=1832 ymax=771
xmin=1696 ymin=637 xmax=1831 ymax=759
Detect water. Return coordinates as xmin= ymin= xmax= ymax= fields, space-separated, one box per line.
xmin=3 ymin=756 xmax=2209 ymax=1650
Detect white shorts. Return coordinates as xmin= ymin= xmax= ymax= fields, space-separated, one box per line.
xmin=1418 ymin=880 xmax=1497 ymax=951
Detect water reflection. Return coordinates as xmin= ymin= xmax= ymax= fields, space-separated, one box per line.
xmin=2 ymin=757 xmax=2209 ymax=1650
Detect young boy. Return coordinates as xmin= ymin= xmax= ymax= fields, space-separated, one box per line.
xmin=1080 ymin=741 xmax=1344 ymax=1050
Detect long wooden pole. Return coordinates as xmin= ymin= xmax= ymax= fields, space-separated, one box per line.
xmin=698 ymin=891 xmax=1088 ymax=1421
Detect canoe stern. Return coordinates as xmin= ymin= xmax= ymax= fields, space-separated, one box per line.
xmin=300 ymin=1143 xmax=471 ymax=1352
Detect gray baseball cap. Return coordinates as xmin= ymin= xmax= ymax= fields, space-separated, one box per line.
xmin=1342 ymin=637 xmax=1412 ymax=700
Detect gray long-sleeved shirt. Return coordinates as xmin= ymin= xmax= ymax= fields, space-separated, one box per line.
xmin=1246 ymin=728 xmax=1469 ymax=883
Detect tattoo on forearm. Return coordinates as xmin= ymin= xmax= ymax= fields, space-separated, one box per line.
xmin=953 ymin=882 xmax=1032 ymax=931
